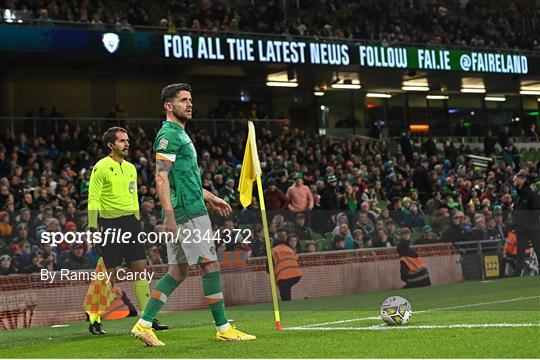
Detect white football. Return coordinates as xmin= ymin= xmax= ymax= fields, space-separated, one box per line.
xmin=380 ymin=296 xmax=412 ymax=326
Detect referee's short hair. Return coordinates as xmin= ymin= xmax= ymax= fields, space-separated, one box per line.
xmin=103 ymin=127 xmax=127 ymax=148
xmin=161 ymin=83 xmax=191 ymax=106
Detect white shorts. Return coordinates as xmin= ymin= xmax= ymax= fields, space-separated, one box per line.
xmin=166 ymin=215 xmax=218 ymax=266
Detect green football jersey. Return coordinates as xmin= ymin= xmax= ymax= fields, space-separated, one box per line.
xmin=154 ymin=120 xmax=207 ymax=223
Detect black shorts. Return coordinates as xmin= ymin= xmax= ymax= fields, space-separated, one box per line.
xmin=98 ymin=215 xmax=146 ymax=268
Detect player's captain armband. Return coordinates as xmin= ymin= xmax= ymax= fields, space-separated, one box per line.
xmin=156 ymin=153 xmax=176 ymax=162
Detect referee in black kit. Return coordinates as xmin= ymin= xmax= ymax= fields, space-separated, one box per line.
xmin=87 ymin=127 xmax=167 ymax=334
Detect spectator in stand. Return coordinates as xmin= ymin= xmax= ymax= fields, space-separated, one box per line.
xmin=250 ymin=227 xmax=267 ymax=257
xmin=303 ymin=241 xmax=317 ymax=253
xmin=413 ymin=159 xmax=432 ymax=205
xmin=404 ymin=203 xmax=425 ymax=230
xmin=287 ymin=234 xmax=302 ymax=254
xmin=286 ymin=172 xmax=313 ymax=216
xmin=12 ymin=224 xmax=36 ymax=247
xmin=401 ymin=197 xmax=412 ymax=215
xmin=372 ymin=229 xmax=389 ymax=248
xmin=0 ymin=254 xmax=15 ymax=275
xmin=91 ymin=13 xmax=105 ymax=31
xmin=0 ymin=211 xmax=13 ymax=238
xmin=24 ymin=250 xmax=45 ymax=274
xmin=443 ymin=138 xmax=457 ymax=165
xmin=385 ymin=219 xmax=400 ymax=246
xmin=331 ymin=212 xmax=348 ymax=234
xmin=378 ymin=207 xmax=391 ymax=222
xmin=61 ymin=243 xmax=93 ymax=270
xmin=400 ymin=227 xmax=412 ymax=244
xmin=360 ymin=201 xmax=377 ymax=224
xmin=422 ymin=137 xmax=438 ymax=158
xmin=141 ymin=197 xmax=158 ymax=233
xmin=293 ymin=213 xmax=312 ymax=241
xmin=263 ymin=179 xmax=288 ymax=211
xmin=339 ymin=183 xmax=359 ymax=217
xmin=480 ymin=184 xmax=497 ymax=204
xmin=416 ymin=225 xmax=439 ymax=244
xmin=486 ymin=217 xmax=504 ymax=242
xmin=331 ymin=235 xmax=346 ymax=251
xmin=484 ymin=130 xmax=497 ymax=157
xmin=442 ymin=211 xmax=468 ymax=243
xmin=147 ymin=245 xmax=163 ymax=266
xmin=388 ymin=197 xmax=404 ymax=226
xmin=219 ymin=178 xmax=239 ymax=208
xmin=424 ymin=191 xmax=442 ymax=215
xmin=275 ymin=171 xmax=290 ymax=194
xmin=269 ymin=214 xmax=285 ymax=237
xmin=333 ymin=223 xmax=355 ymax=250
xmin=41 ymin=243 xmax=57 ymax=270
xmin=527 ymin=124 xmax=539 ymax=142
xmin=352 ymin=228 xmax=368 ymax=248
xmin=498 ymin=126 xmax=511 ymax=148
xmin=320 ymin=174 xmax=339 ymax=211
xmin=36 ymin=8 xmax=54 ymax=26
xmin=400 ymin=131 xmax=414 ymax=164
xmin=353 ymin=212 xmax=373 ymax=237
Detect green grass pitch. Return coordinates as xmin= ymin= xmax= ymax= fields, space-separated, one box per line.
xmin=2 ymin=276 xmax=539 ymax=358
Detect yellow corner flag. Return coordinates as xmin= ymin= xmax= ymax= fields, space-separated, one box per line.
xmin=238 ymin=121 xmax=262 ymax=208
xmin=83 ymin=257 xmax=115 ymax=323
xmin=238 ymin=121 xmax=282 ymax=330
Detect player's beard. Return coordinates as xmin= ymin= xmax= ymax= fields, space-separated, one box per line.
xmin=172 ymin=108 xmax=191 ymax=124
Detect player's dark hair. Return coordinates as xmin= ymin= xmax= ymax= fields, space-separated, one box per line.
xmin=161 ymin=83 xmax=192 ymax=106
xmin=102 ymin=127 xmax=127 ymax=149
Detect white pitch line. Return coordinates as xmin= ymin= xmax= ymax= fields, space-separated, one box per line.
xmin=414 ymin=295 xmax=540 ymax=314
xmin=291 ymin=295 xmax=540 ymax=329
xmin=284 ymin=323 xmax=540 ymax=331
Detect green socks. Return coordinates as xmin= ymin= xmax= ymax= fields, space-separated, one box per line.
xmin=141 ymin=273 xmax=180 ymax=323
xmin=139 ymin=271 xmax=228 ymax=328
xmin=202 ymin=271 xmax=228 ymax=327
xmin=134 ymin=279 xmax=150 ymax=312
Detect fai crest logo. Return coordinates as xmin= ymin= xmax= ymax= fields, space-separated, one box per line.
xmin=102 ymin=33 xmax=120 ymax=54
xmin=158 ymin=139 xmax=169 ymax=150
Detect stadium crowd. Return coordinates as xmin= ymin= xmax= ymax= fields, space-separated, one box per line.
xmin=0 ymin=120 xmax=539 ymax=276
xmin=2 ymin=0 xmax=540 ymax=51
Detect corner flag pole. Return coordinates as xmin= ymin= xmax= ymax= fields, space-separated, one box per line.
xmin=255 ymin=173 xmax=283 ymax=330
xmin=238 ymin=121 xmax=282 ymax=330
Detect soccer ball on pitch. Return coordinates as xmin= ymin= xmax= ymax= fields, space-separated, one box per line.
xmin=380 ymin=296 xmax=412 ymax=326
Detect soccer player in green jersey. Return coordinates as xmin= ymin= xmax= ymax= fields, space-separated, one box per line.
xmin=131 ymin=83 xmax=256 ymax=346
xmin=88 ymin=127 xmax=167 ymax=335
